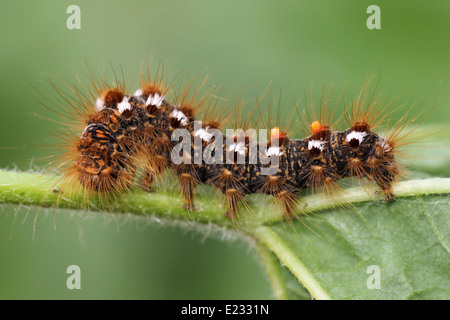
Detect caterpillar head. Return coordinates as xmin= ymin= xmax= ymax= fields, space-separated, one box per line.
xmin=342 ymin=122 xmax=400 ymax=199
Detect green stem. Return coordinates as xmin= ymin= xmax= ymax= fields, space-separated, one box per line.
xmin=263 ymin=177 xmax=450 ymax=224
xmin=0 ymin=169 xmax=229 ymax=225
xmin=1 ymin=169 xmax=450 ymax=225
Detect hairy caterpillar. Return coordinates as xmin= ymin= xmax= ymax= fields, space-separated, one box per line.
xmin=43 ymin=67 xmax=417 ymax=221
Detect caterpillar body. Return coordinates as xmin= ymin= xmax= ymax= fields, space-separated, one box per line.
xmin=51 ymin=70 xmax=410 ymax=220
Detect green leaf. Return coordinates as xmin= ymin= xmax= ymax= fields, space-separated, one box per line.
xmin=254 ymin=191 xmax=450 ymax=299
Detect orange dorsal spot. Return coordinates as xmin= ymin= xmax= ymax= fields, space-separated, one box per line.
xmin=310 ymin=121 xmax=323 ymax=134
xmin=271 ymin=127 xmax=283 ymax=140
xmin=270 ymin=127 xmax=287 ymax=146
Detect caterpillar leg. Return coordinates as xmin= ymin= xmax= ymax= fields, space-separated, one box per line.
xmin=274 ymin=190 xmax=297 ymax=219
xmin=369 ymin=176 xmax=395 ymax=201
xmin=381 ymin=186 xmax=395 ymax=200
xmin=140 ymin=170 xmax=157 ymax=193
xmin=179 ymin=172 xmax=198 ymax=211
xmin=209 ymin=167 xmax=248 ymax=219
xmin=257 ymin=173 xmax=298 ymax=219
xmin=139 ymin=149 xmax=169 ymax=193
xmin=371 ymin=162 xmax=399 ymax=201
xmin=374 ymin=177 xmax=395 ymax=200
xmin=173 ymin=163 xmax=200 ymax=211
xmin=224 ymin=188 xmax=245 ymax=220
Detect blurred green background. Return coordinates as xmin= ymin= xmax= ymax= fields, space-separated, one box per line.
xmin=0 ymin=0 xmax=448 ymax=299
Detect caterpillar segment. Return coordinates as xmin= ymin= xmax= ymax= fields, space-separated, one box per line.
xmin=75 ymin=85 xmax=173 ymax=194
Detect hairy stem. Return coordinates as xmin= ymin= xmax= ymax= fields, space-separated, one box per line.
xmin=1 ymin=170 xmax=449 ymax=226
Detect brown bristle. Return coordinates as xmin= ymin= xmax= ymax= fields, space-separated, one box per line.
xmin=297 ymin=83 xmax=341 ymax=138
xmin=224 ymin=188 xmax=245 ymax=220
xmin=232 ymin=134 xmax=250 ymax=145
xmin=310 ymin=127 xmax=331 ymax=141
xmin=169 ymin=117 xmax=182 ymax=128
xmin=87 ymin=109 xmax=120 ymax=132
xmin=179 ymin=105 xmax=195 ymax=118
xmin=142 ymin=83 xmax=163 ymax=98
xmin=203 ymin=120 xmax=222 ymax=130
xmin=102 ymin=88 xmax=124 ymax=106
xmin=351 ymin=121 xmax=370 ymax=132
xmin=268 ymin=136 xmax=288 ymax=147
xmin=146 ymin=104 xmax=159 ymax=114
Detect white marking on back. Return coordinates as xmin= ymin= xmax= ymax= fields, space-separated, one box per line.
xmin=133 ymin=89 xmax=143 ymax=97
xmin=308 ymin=140 xmax=325 ymax=151
xmin=346 ymin=131 xmax=367 ymax=144
xmin=195 ymin=127 xmax=213 ymax=142
xmin=96 ymin=97 xmax=104 ymax=111
xmin=146 ymin=93 xmax=164 ymax=107
xmin=117 ymin=96 xmax=132 ymax=113
xmin=380 ymin=139 xmax=392 ymax=152
xmin=266 ymin=146 xmax=284 ymax=157
xmin=229 ymin=142 xmax=247 ymax=155
xmin=170 ymin=108 xmax=188 ymax=126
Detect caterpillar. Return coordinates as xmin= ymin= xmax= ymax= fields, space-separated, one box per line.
xmin=45 ymin=67 xmax=416 ymax=221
